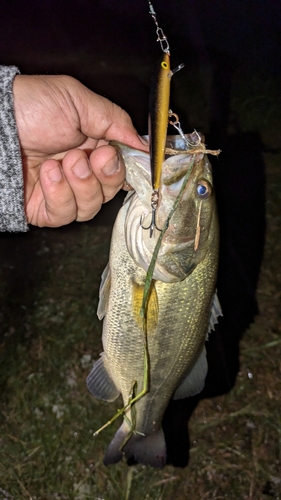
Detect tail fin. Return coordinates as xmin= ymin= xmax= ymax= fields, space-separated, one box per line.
xmin=104 ymin=422 xmax=166 ymax=468
xmin=103 ymin=422 xmax=128 ymax=466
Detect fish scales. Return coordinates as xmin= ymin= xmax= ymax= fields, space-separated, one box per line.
xmin=87 ymin=137 xmax=220 ymax=468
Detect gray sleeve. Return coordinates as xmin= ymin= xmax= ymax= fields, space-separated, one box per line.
xmin=0 ymin=65 xmax=28 ymax=232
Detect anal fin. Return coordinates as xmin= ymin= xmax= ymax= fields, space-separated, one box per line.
xmin=86 ymin=353 xmax=120 ymax=402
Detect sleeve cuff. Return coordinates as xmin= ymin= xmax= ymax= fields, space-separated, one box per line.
xmin=0 ymin=65 xmax=28 ymax=232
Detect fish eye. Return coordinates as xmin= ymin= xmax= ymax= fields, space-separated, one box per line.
xmin=197 ymin=180 xmax=212 ymax=199
xmin=161 ymin=61 xmax=168 ymax=69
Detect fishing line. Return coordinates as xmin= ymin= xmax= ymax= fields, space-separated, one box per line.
xmin=148 ymin=0 xmax=170 ymax=54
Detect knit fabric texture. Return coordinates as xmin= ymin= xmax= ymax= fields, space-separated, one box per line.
xmin=0 ymin=65 xmax=28 ymax=232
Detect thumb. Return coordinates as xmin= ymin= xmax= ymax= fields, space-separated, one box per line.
xmin=69 ymin=78 xmax=148 ymax=150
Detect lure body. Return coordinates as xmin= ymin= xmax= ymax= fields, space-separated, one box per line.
xmin=143 ymin=0 xmax=184 ymax=237
xmin=148 ymin=52 xmax=171 ymax=192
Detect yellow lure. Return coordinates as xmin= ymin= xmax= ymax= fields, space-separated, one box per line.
xmin=148 ymin=51 xmax=171 ymax=192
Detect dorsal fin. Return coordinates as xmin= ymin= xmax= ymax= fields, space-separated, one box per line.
xmin=173 ymin=347 xmax=207 ymax=399
xmin=208 ymin=291 xmax=222 ymax=336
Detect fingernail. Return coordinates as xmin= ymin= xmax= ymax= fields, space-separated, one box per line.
xmin=47 ymin=164 xmax=63 ymax=182
xmin=102 ymin=154 xmax=120 ymax=176
xmin=72 ymin=156 xmax=91 ymax=178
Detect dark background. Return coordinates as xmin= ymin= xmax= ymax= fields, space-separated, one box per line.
xmin=1 ymin=0 xmax=281 ymax=132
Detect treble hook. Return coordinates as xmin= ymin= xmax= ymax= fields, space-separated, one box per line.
xmin=168 ymin=111 xmax=201 ymax=148
xmin=140 ymin=190 xmax=163 ymax=237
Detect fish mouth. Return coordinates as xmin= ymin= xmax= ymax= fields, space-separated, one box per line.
xmin=162 ymin=234 xmax=195 ymax=249
xmin=163 ymin=225 xmax=195 ymax=251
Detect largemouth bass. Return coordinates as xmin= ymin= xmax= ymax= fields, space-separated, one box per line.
xmin=87 ymin=134 xmax=221 ymax=468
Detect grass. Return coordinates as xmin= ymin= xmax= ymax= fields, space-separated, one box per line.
xmin=0 ymin=66 xmax=281 ymax=498
xmin=1 ymin=302 xmax=280 ymax=499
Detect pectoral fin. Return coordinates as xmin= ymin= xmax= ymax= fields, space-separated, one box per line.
xmin=86 ymin=354 xmax=120 ymax=402
xmin=173 ymin=347 xmax=207 ymax=399
xmin=132 ymin=280 xmax=159 ymax=334
xmin=97 ymin=263 xmax=111 ymax=320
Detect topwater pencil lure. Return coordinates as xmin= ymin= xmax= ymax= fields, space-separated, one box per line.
xmin=142 ymin=0 xmax=184 ymax=236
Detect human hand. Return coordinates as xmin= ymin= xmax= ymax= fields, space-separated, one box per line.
xmin=13 ymin=74 xmax=147 ymax=227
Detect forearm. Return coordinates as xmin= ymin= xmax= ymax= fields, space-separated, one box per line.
xmin=0 ymin=65 xmax=28 ymax=232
